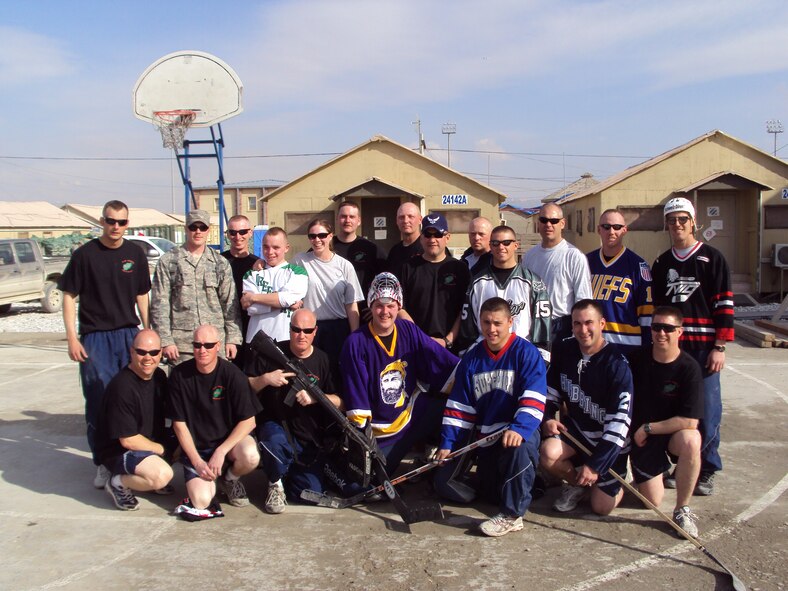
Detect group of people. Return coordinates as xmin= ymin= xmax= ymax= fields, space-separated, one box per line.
xmin=60 ymin=194 xmax=733 ymax=537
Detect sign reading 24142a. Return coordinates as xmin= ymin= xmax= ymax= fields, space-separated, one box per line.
xmin=442 ymin=194 xmax=468 ymax=205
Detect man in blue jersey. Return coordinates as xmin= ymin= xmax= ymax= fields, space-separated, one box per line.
xmin=587 ymin=209 xmax=653 ymax=355
xmin=540 ymin=299 xmax=633 ymax=516
xmin=435 ymin=297 xmax=546 ymax=537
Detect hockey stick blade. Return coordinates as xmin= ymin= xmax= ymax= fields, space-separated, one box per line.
xmin=559 ymin=427 xmax=746 ymax=591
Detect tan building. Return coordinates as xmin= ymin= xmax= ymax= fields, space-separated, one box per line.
xmin=63 ymin=204 xmax=185 ymax=244
xmin=262 ymin=135 xmax=505 ymax=254
xmin=193 ymin=182 xmax=280 ymax=227
xmin=0 ymin=201 xmax=91 ymax=239
xmin=555 ymin=130 xmax=788 ymax=295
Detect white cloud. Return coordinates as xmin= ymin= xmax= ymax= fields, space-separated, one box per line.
xmin=0 ymin=26 xmax=75 ymax=86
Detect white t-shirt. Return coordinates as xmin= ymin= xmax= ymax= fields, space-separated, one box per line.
xmin=243 ymin=261 xmax=309 ymax=342
xmin=294 ymin=252 xmax=364 ymax=321
xmin=523 ymin=239 xmax=592 ymax=318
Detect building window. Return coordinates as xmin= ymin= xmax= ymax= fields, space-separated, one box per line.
xmin=619 ymin=206 xmax=665 ymax=231
xmin=428 ymin=209 xmax=480 ymax=233
xmin=285 ymin=211 xmax=324 ymax=235
xmin=576 ymin=210 xmax=583 ymax=236
xmin=587 ymin=207 xmax=596 ymax=232
xmin=764 ymin=205 xmax=788 ymax=229
xmin=247 ymin=196 xmax=257 ymax=211
xmin=213 ymin=197 xmax=220 ymax=212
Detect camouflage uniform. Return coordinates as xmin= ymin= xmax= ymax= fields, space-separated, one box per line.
xmin=151 ymin=245 xmax=242 ymax=360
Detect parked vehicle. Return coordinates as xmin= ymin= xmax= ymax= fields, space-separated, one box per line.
xmin=125 ymin=235 xmax=177 ymax=275
xmin=0 ymin=239 xmax=68 ymax=314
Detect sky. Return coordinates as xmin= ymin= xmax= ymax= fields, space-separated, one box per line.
xmin=2 ymin=0 xmax=787 ymax=211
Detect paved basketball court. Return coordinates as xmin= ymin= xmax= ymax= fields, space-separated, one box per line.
xmin=0 ymin=333 xmax=785 ymax=591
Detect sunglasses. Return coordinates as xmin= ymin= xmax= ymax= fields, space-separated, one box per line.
xmin=227 ymin=228 xmax=251 ymax=237
xmin=134 ymin=348 xmax=161 ymax=357
xmin=600 ymin=223 xmax=625 ymax=231
xmin=192 ymin=341 xmax=219 ymax=349
xmin=490 ymin=239 xmax=516 ymax=247
xmin=666 ymin=216 xmax=691 ymax=226
xmin=539 ymin=217 xmax=563 ymax=225
xmin=307 ymin=232 xmax=330 ymax=240
xmin=104 ymin=217 xmax=129 ymax=227
xmin=290 ymin=326 xmax=317 ymax=334
xmin=188 ymin=223 xmax=209 ymax=232
xmin=651 ymin=323 xmax=680 ymax=333
xmin=422 ymin=230 xmax=444 ymax=239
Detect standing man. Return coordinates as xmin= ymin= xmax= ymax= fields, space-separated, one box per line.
xmin=523 ymin=203 xmax=592 ymax=343
xmin=540 ymin=300 xmax=632 ymax=516
xmin=168 ymin=325 xmax=261 ymax=516
xmin=399 ymin=213 xmax=470 ymax=350
xmin=435 ymin=297 xmax=546 ymax=537
xmin=629 ymin=306 xmax=704 ymax=537
xmin=59 ymin=199 xmax=151 ymax=488
xmin=460 ymin=225 xmax=551 ymax=357
xmin=221 ymin=215 xmax=260 ymax=367
xmin=460 ymin=216 xmax=493 ymax=276
xmin=386 ymin=201 xmax=423 ymax=280
xmin=96 ymin=329 xmax=173 ymax=511
xmin=241 ymin=227 xmax=308 ymax=344
xmin=333 ymin=200 xmax=386 ymax=321
xmin=651 ymin=197 xmax=734 ymax=496
xmin=151 ymin=210 xmax=242 ymax=365
xmin=587 ymin=209 xmax=654 ymax=355
xmin=341 ymin=272 xmax=459 ymax=473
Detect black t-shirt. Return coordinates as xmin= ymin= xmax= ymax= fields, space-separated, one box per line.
xmin=95 ymin=366 xmax=168 ymax=463
xmin=221 ymin=250 xmax=260 ymax=337
xmin=386 ymin=240 xmax=424 ymax=280
xmin=332 ymin=236 xmax=386 ymax=301
xmin=168 ymin=358 xmax=262 ymax=449
xmin=400 ymin=256 xmax=471 ymax=337
xmin=58 ymin=239 xmax=151 ymax=334
xmin=246 ymin=341 xmax=339 ymax=447
xmin=628 ymin=347 xmax=704 ymax=429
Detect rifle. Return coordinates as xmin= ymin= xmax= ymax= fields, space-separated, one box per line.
xmin=249 ymin=331 xmax=444 ymax=526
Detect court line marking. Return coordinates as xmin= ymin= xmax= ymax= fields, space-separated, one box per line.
xmin=726 ymin=364 xmax=788 ymax=405
xmin=0 ymin=364 xmax=69 ymax=387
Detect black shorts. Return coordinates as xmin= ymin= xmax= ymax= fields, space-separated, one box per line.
xmin=630 ymin=434 xmax=674 ymax=484
xmin=181 ymin=447 xmax=219 ymax=482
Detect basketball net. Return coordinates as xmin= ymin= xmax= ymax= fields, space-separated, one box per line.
xmin=152 ymin=110 xmax=198 ymax=149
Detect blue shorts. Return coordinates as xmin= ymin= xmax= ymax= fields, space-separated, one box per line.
xmin=104 ymin=450 xmax=158 ymax=476
xmin=561 ymin=425 xmax=628 ymax=497
xmin=181 ymin=447 xmax=219 ymax=483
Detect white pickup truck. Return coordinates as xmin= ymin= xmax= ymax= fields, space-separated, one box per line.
xmin=0 ymin=239 xmax=68 ymax=314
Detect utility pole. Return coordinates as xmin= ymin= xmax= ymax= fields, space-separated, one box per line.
xmin=412 ymin=117 xmax=426 ymax=154
xmin=767 ymin=119 xmax=783 ymax=156
xmin=442 ymin=123 xmax=456 ymax=167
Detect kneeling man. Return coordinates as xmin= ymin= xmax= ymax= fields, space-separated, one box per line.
xmin=435 ymin=297 xmax=546 ymax=537
xmin=96 ymin=329 xmax=173 ymax=511
xmin=168 ymin=325 xmax=261 ymax=516
xmin=629 ymin=306 xmax=704 ymax=537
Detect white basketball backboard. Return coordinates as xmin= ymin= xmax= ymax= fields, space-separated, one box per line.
xmin=133 ymin=50 xmax=243 ymax=128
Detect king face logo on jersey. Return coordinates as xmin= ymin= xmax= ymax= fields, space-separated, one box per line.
xmin=379 ymin=360 xmax=407 ymax=407
xmin=665 ymin=268 xmax=700 ymax=303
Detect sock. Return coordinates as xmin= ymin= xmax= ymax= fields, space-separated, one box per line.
xmin=111 ymin=474 xmax=124 ymax=488
xmin=225 ymin=468 xmax=239 ymax=481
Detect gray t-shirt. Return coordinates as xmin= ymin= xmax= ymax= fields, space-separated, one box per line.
xmin=294 ymin=252 xmax=364 ymax=321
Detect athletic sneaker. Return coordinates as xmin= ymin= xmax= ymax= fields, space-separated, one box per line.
xmin=694 ymin=472 xmax=715 ymax=496
xmin=265 ymin=480 xmax=287 ymax=514
xmin=479 ymin=513 xmax=524 ymax=537
xmin=553 ymin=484 xmax=587 ymax=512
xmin=663 ymin=469 xmax=676 ymax=489
xmin=673 ymin=505 xmax=699 ymax=538
xmin=105 ymin=480 xmax=139 ymax=511
xmin=219 ymin=476 xmax=250 ymax=507
xmin=93 ymin=464 xmax=110 ymax=489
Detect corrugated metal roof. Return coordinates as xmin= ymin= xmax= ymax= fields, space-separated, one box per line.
xmin=0 ymin=201 xmax=92 ymax=229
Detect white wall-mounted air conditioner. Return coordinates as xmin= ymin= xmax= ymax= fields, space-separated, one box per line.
xmin=774 ymin=244 xmax=788 ymax=268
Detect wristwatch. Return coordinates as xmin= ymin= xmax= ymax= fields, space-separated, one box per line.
xmin=443 ymin=336 xmax=453 ymax=349
xmin=643 ymin=423 xmax=652 ymax=434
xmin=714 ymin=344 xmax=726 ymax=353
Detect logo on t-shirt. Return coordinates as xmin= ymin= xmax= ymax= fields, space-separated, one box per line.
xmin=121 ymin=260 xmax=135 ymax=273
xmin=353 ymin=252 xmax=367 ymax=263
xmin=441 ymin=272 xmax=457 ymax=287
xmin=661 ymin=381 xmax=680 ymax=398
xmin=211 ymin=386 xmax=225 ymax=401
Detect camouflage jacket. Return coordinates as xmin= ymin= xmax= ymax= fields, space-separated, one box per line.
xmin=151 ymin=245 xmax=242 ymax=351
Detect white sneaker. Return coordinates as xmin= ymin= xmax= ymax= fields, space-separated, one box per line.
xmin=219 ymin=476 xmax=249 ymax=507
xmin=93 ymin=465 xmax=110 ymax=489
xmin=265 ymin=480 xmax=287 ymax=514
xmin=479 ymin=513 xmax=524 ymax=537
xmin=673 ymin=506 xmax=699 ymax=538
xmin=553 ymin=484 xmax=587 ymax=512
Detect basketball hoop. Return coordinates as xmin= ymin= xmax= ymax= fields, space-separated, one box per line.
xmin=152 ymin=109 xmax=199 ymax=149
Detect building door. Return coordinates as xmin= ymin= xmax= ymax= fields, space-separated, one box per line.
xmin=360 ymin=197 xmax=402 ymax=253
xmin=695 ymin=190 xmax=739 ymax=271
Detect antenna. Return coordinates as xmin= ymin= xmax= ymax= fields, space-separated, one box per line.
xmin=412 ymin=117 xmax=426 ymax=154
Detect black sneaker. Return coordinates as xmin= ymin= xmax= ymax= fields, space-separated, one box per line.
xmin=663 ymin=469 xmax=676 ymax=489
xmin=694 ymin=472 xmax=715 ymax=496
xmin=105 ymin=480 xmax=139 ymax=511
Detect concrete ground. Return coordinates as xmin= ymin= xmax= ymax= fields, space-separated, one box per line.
xmin=0 ymin=333 xmax=786 ymax=591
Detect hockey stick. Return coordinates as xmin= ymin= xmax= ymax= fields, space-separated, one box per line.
xmin=250 ymin=331 xmax=443 ymax=525
xmin=302 ymin=428 xmax=506 ymax=509
xmin=559 ymin=427 xmax=746 ymax=591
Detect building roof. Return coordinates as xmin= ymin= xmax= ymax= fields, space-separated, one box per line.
xmin=542 ymin=172 xmax=598 ymax=203
xmin=62 ymin=204 xmax=182 ymax=227
xmin=329 ymin=177 xmax=427 ymax=201
xmin=194 ymin=180 xmax=284 ymax=191
xmin=557 ymin=130 xmax=788 ymax=205
xmin=677 ymin=171 xmax=773 ymax=192
xmin=263 ymin=134 xmax=508 ymax=203
xmin=0 ymin=201 xmax=92 ymax=229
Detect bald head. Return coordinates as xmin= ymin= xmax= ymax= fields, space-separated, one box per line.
xmin=537 ymin=203 xmax=566 ymax=247
xmin=468 ymin=217 xmax=493 ymax=255
xmin=396 ymin=201 xmax=421 ymax=242
xmin=194 ymin=324 xmax=220 ymax=342
xmin=129 ymin=329 xmax=162 ymax=380
xmin=133 ymin=329 xmax=161 ymax=349
xmin=291 ymin=308 xmax=317 ymax=326
xmin=289 ymin=308 xmax=318 ymax=357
